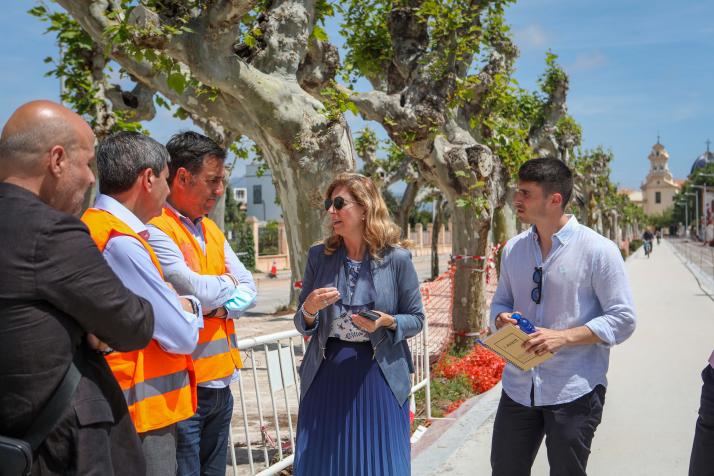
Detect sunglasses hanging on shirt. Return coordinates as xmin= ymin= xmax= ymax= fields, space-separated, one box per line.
xmin=531 ymin=266 xmax=543 ymax=304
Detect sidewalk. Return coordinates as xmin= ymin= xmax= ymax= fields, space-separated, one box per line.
xmin=413 ymin=239 xmax=714 ymax=475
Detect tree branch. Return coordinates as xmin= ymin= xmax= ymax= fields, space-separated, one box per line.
xmin=528 ymin=72 xmax=570 ymax=159
xmin=206 ymin=0 xmax=258 ymax=31
xmin=56 ymin=0 xmax=327 ymax=143
xmin=89 ymin=46 xmax=115 ymax=138
xmin=105 ymin=81 xmax=157 ymax=122
xmin=188 ymin=113 xmax=238 ymax=149
xmin=386 ymin=2 xmax=428 ymax=93
xmin=297 ymin=38 xmax=340 ymax=97
xmin=249 ymin=0 xmax=316 ymax=76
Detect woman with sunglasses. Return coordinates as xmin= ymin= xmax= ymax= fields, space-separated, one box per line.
xmin=292 ymin=173 xmax=424 ymax=476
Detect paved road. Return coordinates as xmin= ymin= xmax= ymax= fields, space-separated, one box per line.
xmin=413 ymin=239 xmax=714 ymax=475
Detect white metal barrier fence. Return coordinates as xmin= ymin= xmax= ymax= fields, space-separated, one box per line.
xmin=227 ymin=318 xmax=431 ymax=476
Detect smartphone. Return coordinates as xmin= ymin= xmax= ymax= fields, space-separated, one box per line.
xmin=358 ymin=310 xmax=381 ymax=321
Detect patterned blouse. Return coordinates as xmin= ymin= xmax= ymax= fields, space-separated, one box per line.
xmin=329 ymin=258 xmax=370 ymax=342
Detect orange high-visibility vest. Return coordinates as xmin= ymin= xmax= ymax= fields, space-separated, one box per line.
xmin=81 ymin=208 xmax=197 ymax=433
xmin=149 ymin=208 xmax=243 ymax=383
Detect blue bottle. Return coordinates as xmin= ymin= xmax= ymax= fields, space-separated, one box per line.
xmin=512 ymin=312 xmax=536 ymax=334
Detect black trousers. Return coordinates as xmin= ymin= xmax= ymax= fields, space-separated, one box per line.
xmin=690 ymin=365 xmax=714 ymax=476
xmin=491 ymin=385 xmax=606 ymax=476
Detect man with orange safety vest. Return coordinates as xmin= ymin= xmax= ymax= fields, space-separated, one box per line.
xmin=148 ymin=131 xmax=257 ymax=476
xmin=81 ymin=132 xmax=203 ymax=476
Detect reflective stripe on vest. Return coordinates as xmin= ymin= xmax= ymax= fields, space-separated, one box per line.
xmin=81 ymin=208 xmax=197 ymax=433
xmin=193 ymin=333 xmax=240 ymax=360
xmin=123 ymin=368 xmax=191 ymax=407
xmin=149 ymin=208 xmax=243 ymax=383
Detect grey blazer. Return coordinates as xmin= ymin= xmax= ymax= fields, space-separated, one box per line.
xmin=293 ymin=243 xmax=425 ymax=406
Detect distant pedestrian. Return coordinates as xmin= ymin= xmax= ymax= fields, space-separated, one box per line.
xmin=490 ymin=158 xmax=637 ymax=476
xmin=293 ymin=173 xmax=424 ymax=476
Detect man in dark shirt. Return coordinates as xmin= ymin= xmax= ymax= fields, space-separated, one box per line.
xmin=0 ymin=100 xmax=155 ymax=475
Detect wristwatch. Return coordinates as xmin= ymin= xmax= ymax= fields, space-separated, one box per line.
xmin=193 ymin=298 xmax=201 ymax=317
xmin=205 ymin=306 xmax=227 ymax=318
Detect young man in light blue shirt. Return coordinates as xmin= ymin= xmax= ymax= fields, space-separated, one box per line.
xmin=490 ymin=158 xmax=636 ymax=476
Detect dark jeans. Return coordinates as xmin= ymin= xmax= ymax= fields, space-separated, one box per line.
xmin=491 ymin=385 xmax=606 ymax=476
xmin=177 ymin=386 xmax=234 ymax=476
xmin=689 ymin=365 xmax=714 ymax=476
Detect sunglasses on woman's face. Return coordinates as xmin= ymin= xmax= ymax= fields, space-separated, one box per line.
xmin=324 ymin=196 xmax=356 ymax=211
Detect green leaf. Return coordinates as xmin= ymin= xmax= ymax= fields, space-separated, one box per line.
xmin=174 ymin=107 xmax=189 ymax=120
xmin=312 ymin=25 xmax=328 ymax=42
xmin=455 ymin=198 xmax=470 ymax=209
xmin=28 ymin=6 xmax=47 ymax=17
xmin=167 ymin=72 xmax=186 ymax=94
xmin=154 ymin=95 xmax=171 ymax=110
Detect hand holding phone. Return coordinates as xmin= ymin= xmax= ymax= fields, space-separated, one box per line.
xmin=358 ymin=310 xmax=381 ymax=321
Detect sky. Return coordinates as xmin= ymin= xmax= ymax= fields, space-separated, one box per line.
xmin=1 ymin=0 xmax=712 ymax=189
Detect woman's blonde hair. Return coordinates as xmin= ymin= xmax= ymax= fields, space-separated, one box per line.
xmin=323 ymin=173 xmax=408 ymax=258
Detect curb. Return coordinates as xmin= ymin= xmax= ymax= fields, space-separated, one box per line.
xmin=412 ymin=382 xmax=502 ymax=475
xmin=669 ymin=240 xmax=714 ymax=298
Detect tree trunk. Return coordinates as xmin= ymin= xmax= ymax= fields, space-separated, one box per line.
xmin=431 ymin=197 xmax=444 ymax=279
xmin=492 ymin=189 xmax=518 ymax=244
xmin=256 ymin=127 xmax=355 ymax=305
xmin=451 ymin=204 xmax=492 ymax=347
xmin=396 ymin=180 xmax=419 ymax=238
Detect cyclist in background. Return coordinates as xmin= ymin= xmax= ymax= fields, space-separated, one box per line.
xmin=643 ymin=229 xmax=654 ymax=257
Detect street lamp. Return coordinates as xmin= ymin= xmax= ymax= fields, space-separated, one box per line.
xmin=677 ymin=200 xmax=689 ymax=238
xmin=692 ymin=185 xmax=709 ymax=239
xmin=685 ymin=192 xmax=699 ymax=239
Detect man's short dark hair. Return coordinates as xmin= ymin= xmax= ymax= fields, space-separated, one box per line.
xmin=165 ymin=131 xmax=226 ymax=184
xmin=518 ymin=157 xmax=573 ymax=209
xmin=97 ymin=131 xmax=170 ymax=195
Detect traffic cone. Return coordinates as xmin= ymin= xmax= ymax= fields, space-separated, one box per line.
xmin=269 ymin=260 xmax=277 ymax=278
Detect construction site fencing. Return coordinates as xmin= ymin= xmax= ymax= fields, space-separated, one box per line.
xmin=227 ymin=317 xmax=431 ymax=475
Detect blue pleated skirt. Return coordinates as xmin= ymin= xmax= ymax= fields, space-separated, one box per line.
xmin=293 ymin=338 xmax=411 ymax=476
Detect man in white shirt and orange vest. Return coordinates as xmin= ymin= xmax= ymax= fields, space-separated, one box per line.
xmin=81 ymin=132 xmax=202 ymax=476
xmin=148 ymin=131 xmax=257 ymax=476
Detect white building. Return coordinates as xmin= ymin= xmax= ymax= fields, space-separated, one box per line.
xmin=230 ymin=163 xmax=282 ymax=222
xmin=640 ymin=140 xmax=681 ymax=215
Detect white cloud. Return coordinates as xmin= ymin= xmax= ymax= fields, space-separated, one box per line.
xmin=569 ymin=93 xmax=648 ymax=118
xmin=569 ymin=96 xmax=612 ymax=117
xmin=670 ymin=102 xmax=703 ymax=122
xmin=567 ymin=51 xmax=608 ymax=72
xmin=513 ymin=24 xmax=549 ymax=51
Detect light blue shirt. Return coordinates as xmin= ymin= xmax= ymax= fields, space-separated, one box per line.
xmin=490 ymin=215 xmax=636 ymax=406
xmin=147 ymin=202 xmax=257 ymax=388
xmin=93 ymin=194 xmax=200 ymax=355
xmin=147 ymin=203 xmax=256 ymax=317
